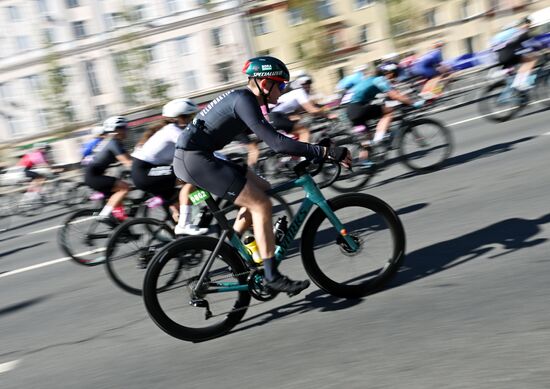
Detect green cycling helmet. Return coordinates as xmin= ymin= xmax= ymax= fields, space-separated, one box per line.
xmin=242 ymin=56 xmax=290 ymax=82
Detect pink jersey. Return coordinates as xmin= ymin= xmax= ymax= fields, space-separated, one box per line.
xmin=19 ymin=151 xmax=46 ymax=168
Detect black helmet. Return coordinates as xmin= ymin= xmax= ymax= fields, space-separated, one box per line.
xmin=242 ymin=56 xmax=290 ymax=82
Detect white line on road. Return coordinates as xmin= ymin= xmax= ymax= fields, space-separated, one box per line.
xmin=0 ymin=248 xmax=105 ymax=279
xmin=448 ymin=98 xmax=549 ymax=127
xmin=0 ymin=359 xmax=20 ymax=374
xmin=27 ymin=216 xmax=97 ymax=235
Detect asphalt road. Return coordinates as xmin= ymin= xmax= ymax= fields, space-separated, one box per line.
xmin=1 ymin=100 xmax=549 ymax=389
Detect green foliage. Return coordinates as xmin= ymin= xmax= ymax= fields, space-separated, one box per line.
xmin=42 ymin=48 xmax=72 ymax=129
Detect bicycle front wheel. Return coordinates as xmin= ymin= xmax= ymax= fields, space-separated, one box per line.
xmin=477 ymin=81 xmax=524 ymax=122
xmin=143 ymin=236 xmax=251 ymax=342
xmin=58 ymin=208 xmax=112 ymax=266
xmin=398 ymin=118 xmax=453 ymax=172
xmin=301 ymin=193 xmax=405 ymax=298
xmin=105 ymin=218 xmax=175 ymax=296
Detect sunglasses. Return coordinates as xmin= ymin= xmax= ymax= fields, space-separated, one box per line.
xmin=277 ymin=82 xmax=287 ymax=92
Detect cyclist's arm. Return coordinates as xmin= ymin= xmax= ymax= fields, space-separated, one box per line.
xmin=111 ymin=140 xmax=133 ymax=168
xmin=374 ymin=77 xmax=413 ymax=105
xmin=116 ymin=154 xmax=133 ymax=168
xmin=235 ymin=93 xmax=325 ymax=159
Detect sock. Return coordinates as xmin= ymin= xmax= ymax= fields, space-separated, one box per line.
xmin=263 ymin=257 xmax=281 ymax=281
xmin=372 ymin=132 xmax=385 ymax=143
xmin=178 ymin=205 xmax=192 ymax=227
xmin=99 ymin=205 xmax=113 ymax=217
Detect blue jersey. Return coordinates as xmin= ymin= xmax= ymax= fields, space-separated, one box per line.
xmin=81 ymin=137 xmax=102 ymax=158
xmin=336 ymin=72 xmax=365 ymax=92
xmin=350 ymin=76 xmax=392 ymax=104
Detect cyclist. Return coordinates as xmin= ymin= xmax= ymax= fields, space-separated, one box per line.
xmin=410 ymin=41 xmax=452 ymax=98
xmin=18 ymin=142 xmax=54 ymax=199
xmin=270 ymin=75 xmax=335 ymax=143
xmin=84 ymin=116 xmax=133 ymax=222
xmin=81 ymin=126 xmax=106 ymax=165
xmin=336 ymin=64 xmax=370 ymax=105
xmin=131 ymin=98 xmax=207 ymax=235
xmin=346 ymin=63 xmax=421 ymax=164
xmin=173 ymin=56 xmax=351 ymax=295
xmin=491 ymin=16 xmax=539 ymax=91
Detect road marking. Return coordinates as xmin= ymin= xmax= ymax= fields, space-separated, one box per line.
xmin=0 ymin=360 xmax=20 ymax=374
xmin=24 ymin=216 xmax=97 ymax=236
xmin=448 ymin=98 xmax=550 ymax=127
xmin=0 ymin=248 xmax=105 ymax=279
xmin=543 ymin=131 xmax=550 ymax=136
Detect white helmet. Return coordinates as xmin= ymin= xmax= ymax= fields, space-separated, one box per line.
xmin=353 ymin=64 xmax=369 ymax=73
xmin=103 ymin=116 xmax=128 ymax=133
xmin=162 ymin=98 xmax=199 ymax=118
xmin=91 ymin=126 xmax=105 ymax=136
xmin=297 ymin=75 xmax=313 ymax=86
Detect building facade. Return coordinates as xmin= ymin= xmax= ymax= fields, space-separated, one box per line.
xmin=0 ymin=0 xmax=254 ymax=143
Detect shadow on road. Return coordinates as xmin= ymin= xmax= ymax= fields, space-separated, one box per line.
xmin=231 ymin=287 xmax=364 ymax=336
xmin=0 ymin=241 xmax=46 ymax=259
xmin=388 ymin=213 xmax=550 ymax=289
xmin=0 ymin=208 xmax=73 ymax=237
xmin=517 ymin=104 xmax=550 ymax=120
xmin=369 ymin=136 xmax=535 ymax=189
xmin=0 ymin=296 xmax=50 ymax=318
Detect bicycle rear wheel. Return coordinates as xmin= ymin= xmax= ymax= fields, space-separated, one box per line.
xmin=534 ymin=64 xmax=550 ymax=107
xmin=328 ymin=138 xmax=374 ymax=193
xmin=398 ymin=118 xmax=453 ymax=172
xmin=143 ymin=236 xmax=251 ymax=342
xmin=105 ymin=218 xmax=175 ymax=295
xmin=477 ymin=81 xmax=524 ymax=122
xmin=301 ymin=193 xmax=405 ymax=298
xmin=58 ymin=208 xmax=112 ymax=266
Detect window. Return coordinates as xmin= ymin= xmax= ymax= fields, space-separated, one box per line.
xmin=252 ymin=17 xmax=269 ymax=36
xmin=42 ymin=28 xmax=55 ymax=44
xmin=66 ymin=0 xmax=79 ymax=8
xmin=26 ymin=75 xmax=42 ymax=93
xmin=257 ymin=49 xmax=270 ymax=56
xmin=133 ymin=5 xmax=145 ymax=21
xmin=183 ymin=70 xmax=198 ymax=91
xmin=166 ymin=0 xmax=178 ymax=13
xmin=464 ymin=36 xmax=476 ymax=54
xmin=355 ymin=0 xmax=374 ymax=9
xmin=317 ymin=0 xmax=335 ymax=20
xmin=425 ymin=9 xmax=436 ymax=27
xmin=216 ymin=62 xmax=232 ymax=83
xmin=295 ymin=42 xmax=305 ymax=60
xmin=0 ymin=83 xmax=11 ymax=100
xmin=326 ymin=32 xmax=341 ymax=51
xmin=143 ymin=45 xmax=160 ymax=62
xmin=288 ymin=8 xmax=304 ymax=26
xmin=15 ymin=36 xmax=31 ymax=51
xmin=488 ymin=0 xmax=500 ymax=11
xmin=359 ymin=24 xmax=369 ymax=44
xmin=37 ymin=0 xmax=49 ymax=15
xmin=8 ymin=117 xmax=25 ymax=136
xmin=72 ymin=21 xmax=87 ymax=39
xmin=7 ymin=6 xmax=22 ymax=22
xmin=460 ymin=0 xmax=471 ymax=18
xmin=176 ymin=35 xmax=192 ymax=55
xmin=211 ymin=27 xmax=222 ymax=47
xmin=85 ymin=60 xmax=102 ymax=96
xmin=95 ymin=105 xmax=107 ymax=121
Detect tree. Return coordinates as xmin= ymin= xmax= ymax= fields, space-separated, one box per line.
xmin=41 ymin=45 xmax=73 ymax=130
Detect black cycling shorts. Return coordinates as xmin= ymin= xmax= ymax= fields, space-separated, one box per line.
xmin=84 ymin=167 xmax=117 ymax=196
xmin=497 ymin=47 xmax=521 ymax=68
xmin=346 ymin=103 xmax=384 ymax=126
xmin=269 ymin=112 xmax=295 ymax=133
xmin=131 ymin=158 xmax=177 ymax=202
xmin=173 ymin=149 xmax=247 ymax=202
xmin=24 ymin=168 xmax=42 ymax=180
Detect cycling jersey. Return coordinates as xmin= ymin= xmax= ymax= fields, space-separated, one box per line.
xmin=81 ymin=138 xmax=102 ymax=159
xmin=176 ymin=88 xmax=323 ymax=159
xmin=175 ymin=88 xmax=323 ymax=200
xmin=411 ymin=49 xmax=443 ymax=78
xmin=271 ymin=88 xmax=310 ymax=115
xmin=132 ymin=123 xmax=182 ymax=166
xmin=86 ymin=139 xmax=126 ymax=174
xmin=336 ymin=71 xmax=365 ymax=92
xmin=19 ymin=151 xmax=46 ymax=169
xmin=350 ymin=76 xmax=392 ymax=104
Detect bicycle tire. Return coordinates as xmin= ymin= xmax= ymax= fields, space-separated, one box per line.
xmin=477 ymin=81 xmax=524 ymax=122
xmin=105 ymin=218 xmax=175 ymax=295
xmin=398 ymin=118 xmax=453 ymax=172
xmin=328 ymin=137 xmax=375 ymax=193
xmin=66 ymin=183 xmax=92 ymax=208
xmin=534 ymin=64 xmax=550 ymax=107
xmin=58 ymin=208 xmax=112 ymax=266
xmin=143 ymin=236 xmax=251 ymax=342
xmin=301 ymin=193 xmax=405 ymax=298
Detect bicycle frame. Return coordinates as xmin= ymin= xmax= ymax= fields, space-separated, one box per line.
xmin=192 ymin=169 xmax=360 ymax=295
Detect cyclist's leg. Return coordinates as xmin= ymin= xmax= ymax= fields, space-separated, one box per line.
xmin=174 ymin=182 xmax=208 ymax=235
xmin=372 ymin=105 xmax=392 ymax=144
xmin=513 ymin=52 xmax=538 ymax=89
xmin=291 ymin=122 xmax=310 ymax=143
xmin=233 ymin=170 xmax=270 ymax=236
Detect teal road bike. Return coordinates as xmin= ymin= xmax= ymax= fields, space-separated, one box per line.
xmin=143 ymin=160 xmax=406 ymax=342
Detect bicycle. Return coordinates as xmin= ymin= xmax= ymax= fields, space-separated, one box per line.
xmin=325 ymin=104 xmax=453 ymax=193
xmin=103 ymin=191 xmax=294 ymax=296
xmin=142 ymin=159 xmax=406 ymax=342
xmin=478 ymin=51 xmax=550 ymax=122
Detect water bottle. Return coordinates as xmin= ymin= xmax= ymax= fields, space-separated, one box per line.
xmin=112 ymin=205 xmax=128 ymax=221
xmin=243 ymin=236 xmax=263 ymax=264
xmin=273 ymin=216 xmax=288 ymax=246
